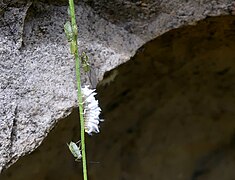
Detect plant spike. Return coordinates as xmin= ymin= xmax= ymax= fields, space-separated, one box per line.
xmin=64 ymin=0 xmax=88 ymax=179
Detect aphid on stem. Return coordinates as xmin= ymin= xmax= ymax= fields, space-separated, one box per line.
xmin=67 ymin=141 xmax=82 ymax=161
xmin=81 ymin=52 xmax=90 ymax=72
xmin=67 ymin=141 xmax=100 ymax=164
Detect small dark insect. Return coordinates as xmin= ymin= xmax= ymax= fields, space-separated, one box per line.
xmin=81 ymin=52 xmax=90 ymax=72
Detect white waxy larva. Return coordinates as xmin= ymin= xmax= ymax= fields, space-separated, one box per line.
xmin=81 ymin=85 xmax=103 ymax=135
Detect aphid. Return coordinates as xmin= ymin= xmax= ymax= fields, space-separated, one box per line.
xmin=70 ymin=40 xmax=77 ymax=54
xmin=64 ymin=21 xmax=78 ymax=54
xmin=67 ymin=141 xmax=82 ymax=161
xmin=64 ymin=21 xmax=73 ymax=42
xmin=67 ymin=141 xmax=100 ymax=164
xmin=81 ymin=52 xmax=90 ymax=72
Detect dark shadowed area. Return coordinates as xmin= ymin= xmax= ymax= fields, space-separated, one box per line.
xmin=1 ymin=15 xmax=235 ymax=180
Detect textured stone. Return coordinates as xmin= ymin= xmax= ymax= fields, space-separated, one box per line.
xmin=0 ymin=1 xmax=141 ymax=171
xmin=0 ymin=0 xmax=234 ymax=177
xmin=1 ymin=15 xmax=235 ymax=180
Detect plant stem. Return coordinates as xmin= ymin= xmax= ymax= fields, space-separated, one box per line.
xmin=68 ymin=0 xmax=88 ymax=179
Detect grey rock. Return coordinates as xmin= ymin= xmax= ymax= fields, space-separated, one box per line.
xmin=0 ymin=0 xmax=233 ymax=173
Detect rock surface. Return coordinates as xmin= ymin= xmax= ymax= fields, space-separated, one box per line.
xmin=1 ymin=14 xmax=235 ymax=180
xmin=0 ymin=0 xmax=234 ymax=177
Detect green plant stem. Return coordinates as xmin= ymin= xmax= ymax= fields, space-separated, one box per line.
xmin=68 ymin=0 xmax=88 ymax=180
